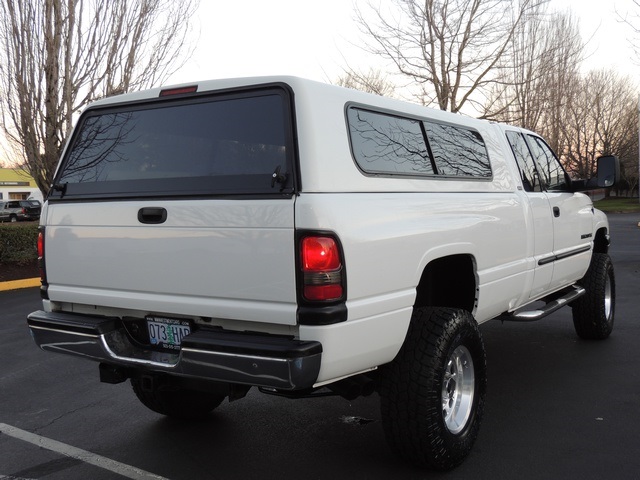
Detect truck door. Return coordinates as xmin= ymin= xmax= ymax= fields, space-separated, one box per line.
xmin=525 ymin=135 xmax=594 ymax=291
xmin=504 ymin=130 xmax=554 ymax=299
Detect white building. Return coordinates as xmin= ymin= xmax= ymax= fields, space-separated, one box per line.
xmin=0 ymin=168 xmax=44 ymax=202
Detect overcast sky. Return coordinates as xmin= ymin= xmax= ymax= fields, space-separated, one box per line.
xmin=167 ymin=0 xmax=640 ymax=87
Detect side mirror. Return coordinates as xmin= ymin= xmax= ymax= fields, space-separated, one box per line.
xmin=596 ymin=155 xmax=620 ymax=188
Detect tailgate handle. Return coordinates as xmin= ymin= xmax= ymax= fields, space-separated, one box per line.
xmin=138 ymin=207 xmax=167 ymax=224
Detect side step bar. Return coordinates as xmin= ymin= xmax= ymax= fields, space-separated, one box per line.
xmin=496 ymin=285 xmax=585 ymax=322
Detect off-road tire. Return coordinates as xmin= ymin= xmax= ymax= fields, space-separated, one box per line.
xmin=379 ymin=307 xmax=487 ymax=471
xmin=572 ymin=253 xmax=615 ymax=340
xmin=131 ymin=377 xmax=226 ymax=419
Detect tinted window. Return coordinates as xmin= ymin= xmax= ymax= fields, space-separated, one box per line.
xmin=505 ymin=131 xmax=541 ymax=192
xmin=347 ymin=108 xmax=434 ymax=175
xmin=423 ymin=121 xmax=491 ymax=177
xmin=347 ymin=107 xmax=491 ymax=179
xmin=526 ymin=135 xmax=567 ymax=191
xmin=52 ymin=89 xmax=293 ymax=199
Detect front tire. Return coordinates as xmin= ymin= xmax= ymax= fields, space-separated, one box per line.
xmin=379 ymin=307 xmax=487 ymax=470
xmin=131 ymin=377 xmax=226 ymax=419
xmin=572 ymin=253 xmax=615 ymax=340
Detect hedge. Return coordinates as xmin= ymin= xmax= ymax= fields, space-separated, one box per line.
xmin=0 ymin=222 xmax=39 ymax=264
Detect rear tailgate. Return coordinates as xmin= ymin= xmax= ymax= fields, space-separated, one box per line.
xmin=44 ymin=198 xmax=297 ymax=325
xmin=23 ymin=203 xmax=41 ymax=219
xmin=43 ymin=83 xmax=298 ymax=326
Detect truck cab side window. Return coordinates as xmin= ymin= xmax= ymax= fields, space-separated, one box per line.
xmin=505 ymin=131 xmax=540 ymax=192
xmin=526 ymin=135 xmax=567 ymax=191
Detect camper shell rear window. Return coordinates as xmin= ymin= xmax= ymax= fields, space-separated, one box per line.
xmin=50 ymin=86 xmax=296 ymax=200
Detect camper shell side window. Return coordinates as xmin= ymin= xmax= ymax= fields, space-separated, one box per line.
xmin=346 ymin=106 xmax=492 ymax=179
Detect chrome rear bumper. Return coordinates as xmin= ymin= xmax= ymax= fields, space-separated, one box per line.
xmin=27 ymin=310 xmax=322 ymax=390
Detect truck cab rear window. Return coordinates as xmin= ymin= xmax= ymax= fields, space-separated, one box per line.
xmin=52 ymin=89 xmax=294 ymax=199
xmin=347 ymin=107 xmax=491 ymax=179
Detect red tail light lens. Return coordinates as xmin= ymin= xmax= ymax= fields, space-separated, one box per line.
xmin=303 ymin=284 xmax=344 ymax=301
xmin=159 ymin=85 xmax=198 ymax=97
xmin=301 ymin=236 xmax=344 ymax=301
xmin=37 ymin=229 xmax=46 ymax=282
xmin=302 ymin=237 xmax=341 ymax=271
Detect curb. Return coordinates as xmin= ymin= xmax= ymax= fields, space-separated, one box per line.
xmin=0 ymin=278 xmax=40 ymax=292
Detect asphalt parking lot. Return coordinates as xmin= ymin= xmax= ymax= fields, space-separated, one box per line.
xmin=0 ymin=213 xmax=638 ymax=479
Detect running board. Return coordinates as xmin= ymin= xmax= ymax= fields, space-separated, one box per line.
xmin=496 ymin=285 xmax=586 ymax=322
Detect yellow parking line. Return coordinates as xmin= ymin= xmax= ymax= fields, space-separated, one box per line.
xmin=0 ymin=277 xmax=40 ymax=291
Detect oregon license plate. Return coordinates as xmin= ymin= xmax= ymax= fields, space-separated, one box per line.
xmin=146 ymin=316 xmax=191 ymax=350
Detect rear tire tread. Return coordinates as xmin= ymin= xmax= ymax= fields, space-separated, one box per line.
xmin=131 ymin=377 xmax=226 ymax=419
xmin=572 ymin=253 xmax=615 ymax=340
xmin=379 ymin=307 xmax=486 ymax=471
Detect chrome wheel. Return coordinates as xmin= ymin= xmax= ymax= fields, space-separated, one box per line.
xmin=379 ymin=307 xmax=486 ymax=469
xmin=572 ymin=253 xmax=615 ymax=340
xmin=442 ymin=345 xmax=475 ymax=434
xmin=604 ymin=272 xmax=612 ymax=321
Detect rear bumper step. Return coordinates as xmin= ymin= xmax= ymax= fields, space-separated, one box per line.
xmin=27 ymin=310 xmax=322 ymax=390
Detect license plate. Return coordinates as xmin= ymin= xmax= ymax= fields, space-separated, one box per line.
xmin=146 ymin=316 xmax=191 ymax=350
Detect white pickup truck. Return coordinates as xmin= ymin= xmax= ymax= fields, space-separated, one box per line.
xmin=27 ymin=76 xmax=618 ymax=470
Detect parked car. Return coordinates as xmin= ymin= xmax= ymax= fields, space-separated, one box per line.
xmin=0 ymin=200 xmax=41 ymax=222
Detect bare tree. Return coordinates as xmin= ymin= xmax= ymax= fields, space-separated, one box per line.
xmin=617 ymin=0 xmax=640 ymax=198
xmin=355 ymin=0 xmax=548 ymax=113
xmin=484 ymin=8 xmax=584 ymax=154
xmin=613 ymin=107 xmax=639 ymax=197
xmin=0 ymin=0 xmax=198 ymax=195
xmin=562 ymin=71 xmax=638 ymax=183
xmin=618 ymin=0 xmax=640 ymax=64
xmin=335 ymin=68 xmax=396 ymax=97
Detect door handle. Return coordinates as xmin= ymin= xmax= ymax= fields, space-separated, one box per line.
xmin=138 ymin=207 xmax=167 ymax=224
xmin=553 ymin=206 xmax=560 ymax=218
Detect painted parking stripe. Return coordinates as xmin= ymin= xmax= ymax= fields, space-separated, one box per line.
xmin=0 ymin=278 xmax=40 ymax=292
xmin=0 ymin=423 xmax=168 ymax=480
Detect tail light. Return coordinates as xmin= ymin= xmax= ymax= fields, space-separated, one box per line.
xmin=300 ymin=235 xmax=345 ymax=302
xmin=37 ymin=227 xmax=48 ymax=295
xmin=159 ymin=85 xmax=198 ymax=97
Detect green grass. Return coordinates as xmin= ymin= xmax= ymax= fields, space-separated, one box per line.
xmin=593 ymin=197 xmax=640 ymax=213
